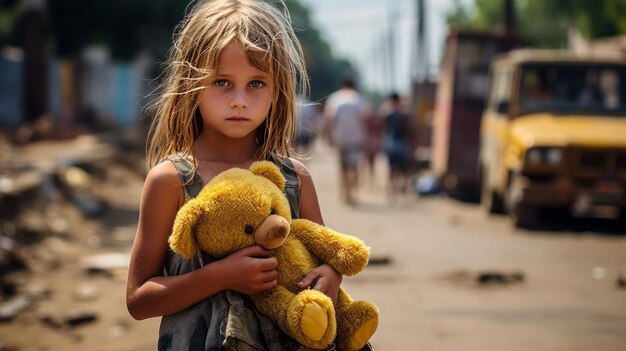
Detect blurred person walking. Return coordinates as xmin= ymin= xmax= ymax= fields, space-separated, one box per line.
xmin=323 ymin=76 xmax=369 ymax=205
xmin=293 ymin=97 xmax=323 ymax=154
xmin=381 ymin=92 xmax=414 ymax=198
xmin=362 ymin=103 xmax=382 ymax=184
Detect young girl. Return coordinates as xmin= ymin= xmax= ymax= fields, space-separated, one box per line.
xmin=125 ymin=1 xmax=369 ymax=350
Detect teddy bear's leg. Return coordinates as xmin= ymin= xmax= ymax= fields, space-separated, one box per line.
xmin=287 ymin=289 xmax=337 ymax=349
xmin=253 ymin=286 xmax=336 ymax=350
xmin=334 ymin=289 xmax=379 ymax=351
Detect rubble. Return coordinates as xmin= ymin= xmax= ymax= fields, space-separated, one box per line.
xmin=616 ymin=271 xmax=626 ymax=289
xmin=442 ymin=269 xmax=526 ymax=287
xmin=0 ymin=294 xmax=32 ymax=322
xmin=80 ymin=253 xmax=130 ymax=275
xmin=367 ymin=255 xmax=392 ymax=266
xmin=0 ymin=129 xmax=146 ymax=332
xmin=476 ymin=271 xmax=525 ymax=285
xmin=63 ymin=310 xmax=98 ymax=327
xmin=73 ymin=284 xmax=99 ymax=302
xmin=54 ymin=166 xmax=108 ymax=218
xmin=40 ymin=310 xmax=99 ymax=330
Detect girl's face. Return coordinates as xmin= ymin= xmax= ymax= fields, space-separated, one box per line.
xmin=198 ymin=40 xmax=274 ymax=140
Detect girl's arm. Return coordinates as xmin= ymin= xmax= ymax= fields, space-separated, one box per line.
xmin=290 ymin=159 xmax=343 ymax=304
xmin=126 ymin=162 xmax=278 ymax=320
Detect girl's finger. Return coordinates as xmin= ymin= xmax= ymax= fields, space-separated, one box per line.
xmin=242 ymin=245 xmax=271 ymax=257
xmin=261 ymin=268 xmax=278 ymax=283
xmin=297 ymin=271 xmax=321 ymax=289
xmin=257 ymin=257 xmax=278 ymax=271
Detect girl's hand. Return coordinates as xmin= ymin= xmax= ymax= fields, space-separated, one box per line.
xmin=219 ymin=245 xmax=278 ymax=295
xmin=297 ymin=264 xmax=342 ymax=304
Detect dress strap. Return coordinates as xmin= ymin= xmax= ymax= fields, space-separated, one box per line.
xmin=167 ymin=156 xmax=204 ymax=201
xmin=276 ymin=157 xmax=301 ymax=220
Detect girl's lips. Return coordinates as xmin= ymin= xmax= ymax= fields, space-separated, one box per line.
xmin=226 ymin=116 xmax=248 ymax=121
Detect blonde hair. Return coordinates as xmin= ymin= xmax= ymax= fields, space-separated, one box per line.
xmin=146 ymin=0 xmax=308 ymax=169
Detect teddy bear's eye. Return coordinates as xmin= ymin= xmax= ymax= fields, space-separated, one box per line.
xmin=244 ymin=225 xmax=254 ymax=235
xmin=270 ymin=207 xmax=276 ymax=215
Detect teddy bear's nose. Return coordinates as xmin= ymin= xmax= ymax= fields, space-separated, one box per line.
xmin=254 ymin=214 xmax=290 ymax=249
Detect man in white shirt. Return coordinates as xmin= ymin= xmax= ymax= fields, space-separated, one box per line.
xmin=323 ymin=76 xmax=369 ymax=205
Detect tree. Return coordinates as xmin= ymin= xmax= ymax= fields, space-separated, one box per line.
xmin=45 ymin=0 xmax=351 ymax=99
xmin=1 ymin=0 xmax=351 ymax=101
xmin=285 ymin=0 xmax=353 ymax=100
xmin=542 ymin=0 xmax=626 ymax=39
xmin=445 ymin=0 xmax=473 ymax=29
xmin=0 ymin=0 xmax=23 ymax=48
xmin=46 ymin=0 xmax=190 ymax=60
xmin=446 ymin=0 xmax=626 ymax=48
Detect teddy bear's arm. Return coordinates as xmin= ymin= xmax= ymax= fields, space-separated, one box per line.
xmin=291 ymin=219 xmax=369 ymax=276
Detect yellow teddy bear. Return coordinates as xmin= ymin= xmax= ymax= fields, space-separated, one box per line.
xmin=169 ymin=161 xmax=378 ymax=351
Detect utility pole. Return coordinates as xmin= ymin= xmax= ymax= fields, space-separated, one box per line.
xmin=411 ymin=0 xmax=427 ymax=124
xmin=378 ymin=32 xmax=388 ymax=94
xmin=387 ymin=4 xmax=398 ymax=92
xmin=415 ymin=0 xmax=427 ymax=83
xmin=503 ymin=0 xmax=516 ymax=36
xmin=22 ymin=0 xmax=47 ymax=124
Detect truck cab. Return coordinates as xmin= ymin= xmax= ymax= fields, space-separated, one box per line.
xmin=480 ymin=49 xmax=626 ymax=227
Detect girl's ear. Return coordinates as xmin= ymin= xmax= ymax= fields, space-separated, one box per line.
xmin=250 ymin=161 xmax=286 ymax=191
xmin=168 ymin=200 xmax=203 ymax=259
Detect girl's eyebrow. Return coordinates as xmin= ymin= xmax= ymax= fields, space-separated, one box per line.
xmin=215 ymin=72 xmax=269 ymax=80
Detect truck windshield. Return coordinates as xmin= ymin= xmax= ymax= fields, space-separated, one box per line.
xmin=519 ymin=64 xmax=626 ymax=116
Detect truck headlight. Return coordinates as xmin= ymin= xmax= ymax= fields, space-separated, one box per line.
xmin=523 ymin=147 xmax=564 ymax=175
xmin=527 ymin=149 xmax=542 ymax=164
xmin=546 ymin=148 xmax=562 ymax=165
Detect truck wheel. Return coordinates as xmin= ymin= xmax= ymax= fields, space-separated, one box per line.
xmin=617 ymin=208 xmax=626 ymax=226
xmin=481 ymin=167 xmax=505 ymax=214
xmin=511 ymin=204 xmax=538 ymax=229
xmin=507 ymin=174 xmax=538 ymax=229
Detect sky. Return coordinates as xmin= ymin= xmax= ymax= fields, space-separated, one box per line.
xmin=297 ymin=0 xmax=472 ymax=95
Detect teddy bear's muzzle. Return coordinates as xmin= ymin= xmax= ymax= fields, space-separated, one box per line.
xmin=254 ymin=214 xmax=290 ymax=249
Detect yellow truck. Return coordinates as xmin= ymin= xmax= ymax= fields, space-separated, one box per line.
xmin=479 ymin=49 xmax=626 ymax=227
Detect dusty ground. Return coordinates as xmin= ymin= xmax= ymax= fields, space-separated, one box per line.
xmin=0 ymin=134 xmax=625 ymax=351
xmin=0 ymin=132 xmax=156 ymax=351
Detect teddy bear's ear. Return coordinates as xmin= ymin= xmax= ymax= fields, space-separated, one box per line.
xmin=250 ymin=161 xmax=286 ymax=191
xmin=168 ymin=200 xmax=203 ymax=259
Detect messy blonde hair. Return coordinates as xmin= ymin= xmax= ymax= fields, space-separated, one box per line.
xmin=146 ymin=0 xmax=308 ymax=169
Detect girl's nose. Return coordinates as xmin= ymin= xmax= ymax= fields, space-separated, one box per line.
xmin=230 ymin=89 xmax=248 ymax=109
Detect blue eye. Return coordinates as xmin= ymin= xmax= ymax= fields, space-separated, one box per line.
xmin=249 ymin=80 xmax=264 ymax=88
xmin=215 ymin=79 xmax=229 ymax=87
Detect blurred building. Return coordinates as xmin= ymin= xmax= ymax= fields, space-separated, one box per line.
xmin=0 ymin=46 xmax=154 ymax=131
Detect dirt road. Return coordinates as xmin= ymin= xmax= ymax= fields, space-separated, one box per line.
xmin=1 ymin=137 xmax=625 ymax=350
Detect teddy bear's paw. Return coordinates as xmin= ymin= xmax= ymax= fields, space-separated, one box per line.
xmin=336 ymin=301 xmax=379 ymax=351
xmin=348 ymin=317 xmax=378 ymax=350
xmin=301 ymin=301 xmax=327 ymax=341
xmin=288 ymin=289 xmax=336 ymax=347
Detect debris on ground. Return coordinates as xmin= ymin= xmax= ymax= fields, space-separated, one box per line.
xmin=368 ymin=255 xmax=393 ymax=266
xmin=476 ymin=271 xmax=525 ymax=285
xmin=411 ymin=173 xmax=440 ymax=196
xmin=80 ymin=253 xmax=130 ymax=275
xmin=441 ymin=269 xmax=526 ymax=288
xmin=0 ymin=129 xmax=146 ymax=331
xmin=617 ymin=271 xmax=626 ymax=289
xmin=0 ymin=294 xmax=33 ymax=322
